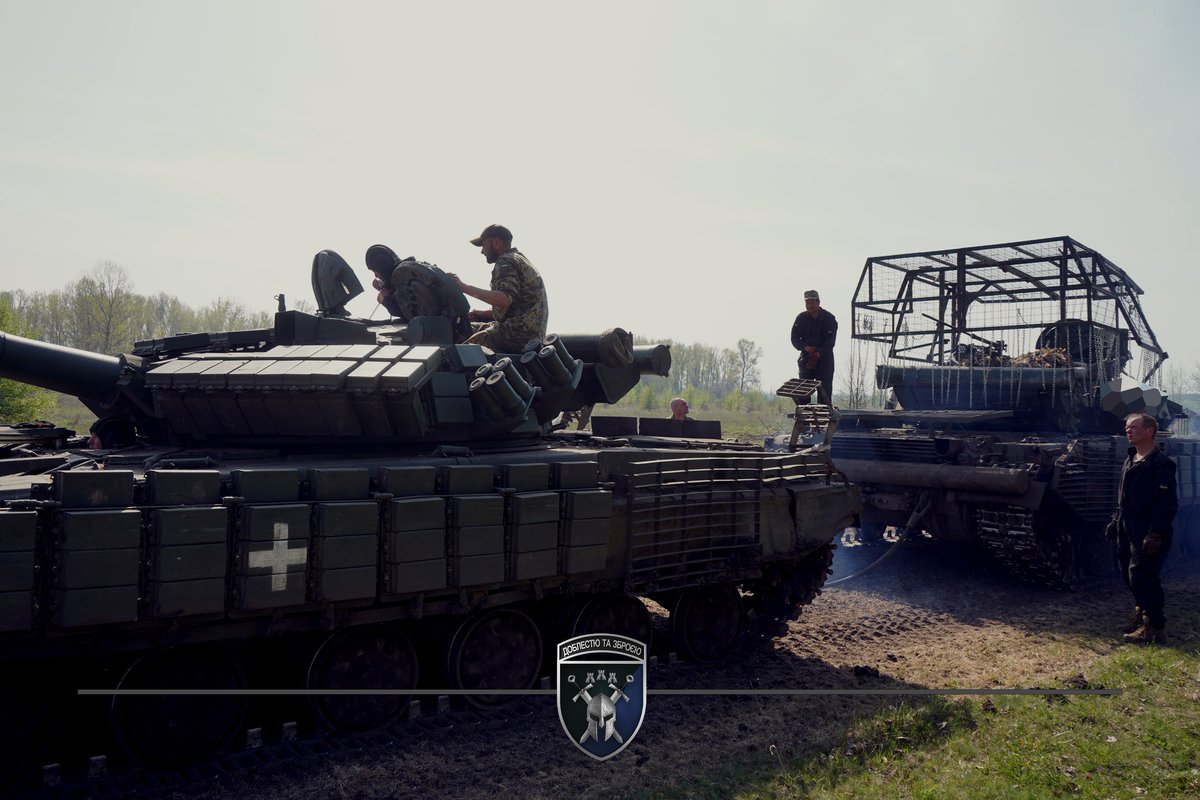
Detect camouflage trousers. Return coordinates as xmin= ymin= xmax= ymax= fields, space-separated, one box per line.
xmin=464 ymin=322 xmax=539 ymax=354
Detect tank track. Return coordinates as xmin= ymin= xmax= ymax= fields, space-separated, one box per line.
xmin=21 ymin=614 xmax=801 ymax=800
xmin=25 ymin=683 xmax=556 ymax=799
xmin=12 ymin=549 xmax=838 ymax=799
xmin=745 ymin=543 xmax=835 ymax=636
xmin=974 ymin=505 xmax=1074 ymax=589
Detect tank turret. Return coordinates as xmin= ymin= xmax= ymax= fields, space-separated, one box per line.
xmin=874 ymin=357 xmax=1181 ymax=435
xmin=0 ymin=257 xmax=667 ymax=449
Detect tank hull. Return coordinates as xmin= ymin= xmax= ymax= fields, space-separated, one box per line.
xmin=0 ymin=437 xmax=856 ymax=783
xmin=834 ymin=427 xmax=1199 ymax=587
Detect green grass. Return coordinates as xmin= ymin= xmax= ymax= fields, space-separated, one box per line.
xmin=51 ymin=393 xmax=96 ymax=434
xmin=600 ymin=397 xmax=796 ymax=444
xmin=634 ymin=643 xmax=1200 ymax=800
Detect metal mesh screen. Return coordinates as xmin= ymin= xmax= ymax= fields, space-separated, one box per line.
xmin=850 ymin=237 xmax=1167 ymax=391
xmin=613 ymin=454 xmax=828 ymax=592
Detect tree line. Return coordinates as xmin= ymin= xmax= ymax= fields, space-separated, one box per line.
xmin=1 ymin=260 xmax=781 ymax=423
xmin=14 ymin=260 xmax=1198 ymax=429
xmin=0 ymin=261 xmax=279 ymax=423
xmin=622 ymin=336 xmax=773 ymax=412
xmin=3 ymin=260 xmax=276 ymax=356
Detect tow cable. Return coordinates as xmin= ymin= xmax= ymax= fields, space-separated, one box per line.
xmin=825 ymin=490 xmax=933 ymax=586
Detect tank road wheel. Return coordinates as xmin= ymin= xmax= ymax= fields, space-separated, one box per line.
xmin=445 ymin=608 xmax=543 ymax=708
xmin=571 ymin=593 xmax=654 ymax=648
xmin=1045 ymin=526 xmax=1078 ymax=588
xmin=0 ymin=680 xmax=49 ymax=792
xmin=747 ymin=544 xmax=835 ymax=630
xmin=857 ymin=522 xmax=889 ymax=547
xmin=1070 ymin=522 xmax=1112 ymax=582
xmin=670 ymin=584 xmax=745 ymax=661
xmin=306 ymin=625 xmax=419 ymax=734
xmin=1179 ymin=507 xmax=1200 ymax=560
xmin=1032 ymin=515 xmax=1110 ymax=589
xmin=110 ymin=649 xmax=248 ymax=767
xmin=976 ymin=506 xmax=1096 ymax=590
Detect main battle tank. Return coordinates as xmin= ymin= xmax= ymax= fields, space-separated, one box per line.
xmin=831 ymin=236 xmax=1198 ymax=587
xmin=0 ymin=247 xmax=857 ymax=787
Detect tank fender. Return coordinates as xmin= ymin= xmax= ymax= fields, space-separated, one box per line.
xmin=836 ymin=459 xmax=1031 ymax=495
xmin=759 ymin=484 xmax=859 ymax=558
xmin=946 ymin=481 xmax=1047 ymax=510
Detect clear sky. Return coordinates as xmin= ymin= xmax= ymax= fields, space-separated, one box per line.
xmin=1 ymin=1 xmax=1197 ymax=391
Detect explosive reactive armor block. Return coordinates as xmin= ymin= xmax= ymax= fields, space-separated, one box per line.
xmin=233 ymin=504 xmax=309 ymax=610
xmin=449 ymin=495 xmax=505 ymax=587
xmin=145 ymin=343 xmax=450 ymax=440
xmin=312 ymin=501 xmax=379 ymax=602
xmin=150 ymin=506 xmax=229 ymax=616
xmin=509 ymin=491 xmax=560 ymax=580
xmin=562 ymin=489 xmax=613 ymax=574
xmin=0 ymin=511 xmax=36 ymax=631
xmin=386 ymin=497 xmax=448 ymax=594
xmin=52 ymin=509 xmax=142 ymax=627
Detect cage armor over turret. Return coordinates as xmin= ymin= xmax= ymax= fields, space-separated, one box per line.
xmin=829 ymin=236 xmax=1198 ymax=587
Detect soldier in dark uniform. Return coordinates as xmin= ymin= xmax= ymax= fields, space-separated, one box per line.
xmin=448 ymin=224 xmax=549 ymax=353
xmin=790 ymin=289 xmax=838 ymax=405
xmin=1107 ymin=412 xmax=1178 ymax=644
xmin=369 ymin=266 xmax=405 ymax=318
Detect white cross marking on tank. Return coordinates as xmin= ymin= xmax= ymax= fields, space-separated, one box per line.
xmin=248 ymin=522 xmax=306 ymax=591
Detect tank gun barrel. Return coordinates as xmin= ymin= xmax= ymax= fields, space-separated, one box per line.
xmin=630 ymin=344 xmax=671 ymax=377
xmin=0 ymin=331 xmax=125 ymax=402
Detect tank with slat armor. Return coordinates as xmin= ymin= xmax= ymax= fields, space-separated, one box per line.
xmin=0 ymin=245 xmax=857 ymax=789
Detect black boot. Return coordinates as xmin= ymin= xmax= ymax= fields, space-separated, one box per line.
xmin=1121 ymin=607 xmax=1143 ymax=635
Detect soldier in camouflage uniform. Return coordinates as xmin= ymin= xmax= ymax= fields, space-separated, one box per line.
xmin=449 ymin=224 xmax=549 ymax=353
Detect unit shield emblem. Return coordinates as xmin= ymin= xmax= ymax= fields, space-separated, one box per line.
xmin=557 ymin=633 xmax=647 ymax=760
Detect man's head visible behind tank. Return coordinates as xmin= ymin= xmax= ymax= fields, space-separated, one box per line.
xmin=88 ymin=417 xmax=136 ymax=449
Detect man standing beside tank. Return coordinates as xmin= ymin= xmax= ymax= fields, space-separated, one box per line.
xmin=791 ymin=289 xmax=838 ymax=405
xmin=1107 ymin=412 xmax=1178 ymax=644
xmin=448 ymin=224 xmax=548 ymax=353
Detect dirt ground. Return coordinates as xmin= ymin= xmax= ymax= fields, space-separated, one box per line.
xmin=168 ymin=537 xmax=1200 ymax=800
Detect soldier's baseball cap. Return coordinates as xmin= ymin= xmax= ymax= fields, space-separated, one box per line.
xmin=804 ymin=290 xmax=820 ymax=300
xmin=470 ymin=224 xmax=512 ymax=246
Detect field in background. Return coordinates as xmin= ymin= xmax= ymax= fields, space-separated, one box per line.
xmin=40 ymin=393 xmax=795 ymax=445
xmin=598 ymin=395 xmax=798 ymax=445
xmin=50 ymin=394 xmax=95 ymax=435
